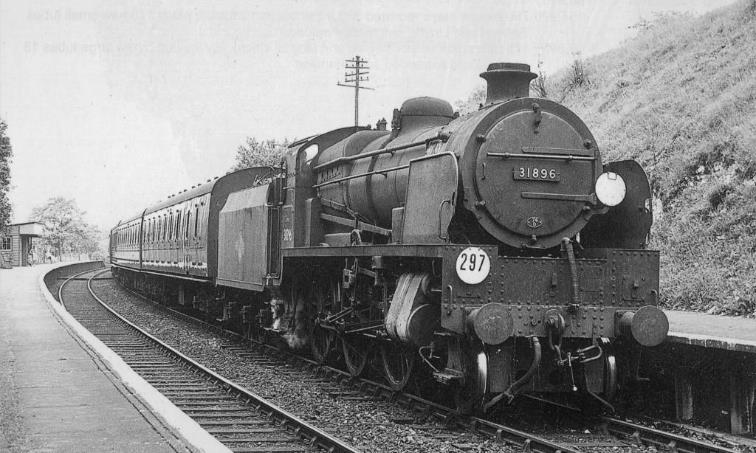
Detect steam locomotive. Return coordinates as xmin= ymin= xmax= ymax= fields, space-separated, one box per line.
xmin=110 ymin=62 xmax=668 ymax=413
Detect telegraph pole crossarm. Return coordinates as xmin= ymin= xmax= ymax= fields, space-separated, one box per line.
xmin=337 ymin=55 xmax=374 ymax=127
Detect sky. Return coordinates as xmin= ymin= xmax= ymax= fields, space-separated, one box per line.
xmin=0 ymin=0 xmax=737 ymax=231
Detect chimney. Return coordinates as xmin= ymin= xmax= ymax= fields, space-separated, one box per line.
xmin=480 ymin=62 xmax=536 ymax=105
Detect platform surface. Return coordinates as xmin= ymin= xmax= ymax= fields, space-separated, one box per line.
xmin=666 ymin=309 xmax=756 ymax=353
xmin=0 ymin=264 xmax=185 ymax=452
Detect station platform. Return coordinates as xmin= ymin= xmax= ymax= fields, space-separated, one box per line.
xmin=666 ymin=309 xmax=756 ymax=354
xmin=660 ymin=309 xmax=756 ymax=436
xmin=0 ymin=263 xmax=188 ymax=452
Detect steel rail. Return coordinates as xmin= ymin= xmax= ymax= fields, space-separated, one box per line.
xmin=599 ymin=417 xmax=737 ymax=453
xmin=58 ymin=268 xmax=101 ymax=308
xmin=76 ymin=269 xmax=361 ymax=453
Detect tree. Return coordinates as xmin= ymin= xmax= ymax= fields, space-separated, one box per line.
xmin=530 ymin=60 xmax=549 ymax=99
xmin=454 ymin=86 xmax=486 ymax=116
xmin=554 ymin=53 xmax=590 ymax=103
xmin=30 ymin=197 xmax=101 ymax=258
xmin=0 ymin=118 xmax=12 ymax=229
xmin=232 ymin=137 xmax=289 ymax=171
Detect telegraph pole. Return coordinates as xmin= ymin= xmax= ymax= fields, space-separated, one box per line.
xmin=337 ymin=55 xmax=374 ymax=127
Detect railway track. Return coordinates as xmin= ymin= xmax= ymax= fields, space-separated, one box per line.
xmin=58 ymin=266 xmax=740 ymax=453
xmin=124 ymin=274 xmax=744 ymax=453
xmin=105 ymin=271 xmax=742 ymax=453
xmin=58 ymin=268 xmax=359 ymax=453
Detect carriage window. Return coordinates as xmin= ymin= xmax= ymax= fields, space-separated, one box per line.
xmin=197 ymin=205 xmax=203 ymax=238
xmin=186 ymin=211 xmax=191 ymax=239
xmin=176 ymin=211 xmax=182 ymax=240
xmin=194 ymin=205 xmax=199 ymax=237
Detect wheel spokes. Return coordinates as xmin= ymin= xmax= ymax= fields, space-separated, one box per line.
xmin=380 ymin=342 xmax=415 ymax=391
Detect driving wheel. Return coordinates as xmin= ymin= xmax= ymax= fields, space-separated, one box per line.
xmin=380 ymin=342 xmax=415 ymax=391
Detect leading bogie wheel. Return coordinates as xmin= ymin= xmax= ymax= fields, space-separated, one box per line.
xmin=454 ymin=349 xmax=487 ymax=414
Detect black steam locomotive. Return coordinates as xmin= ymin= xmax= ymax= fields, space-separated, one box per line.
xmin=110 ymin=62 xmax=668 ymax=412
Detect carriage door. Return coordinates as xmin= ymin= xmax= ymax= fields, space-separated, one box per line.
xmin=183 ymin=204 xmax=191 ymax=274
xmin=177 ymin=204 xmax=186 ymax=274
xmin=266 ymin=176 xmax=285 ymax=277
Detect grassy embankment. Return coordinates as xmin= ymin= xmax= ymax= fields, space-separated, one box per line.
xmin=464 ymin=1 xmax=756 ymax=315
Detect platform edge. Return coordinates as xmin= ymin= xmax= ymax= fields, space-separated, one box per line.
xmin=39 ymin=263 xmax=231 ymax=453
